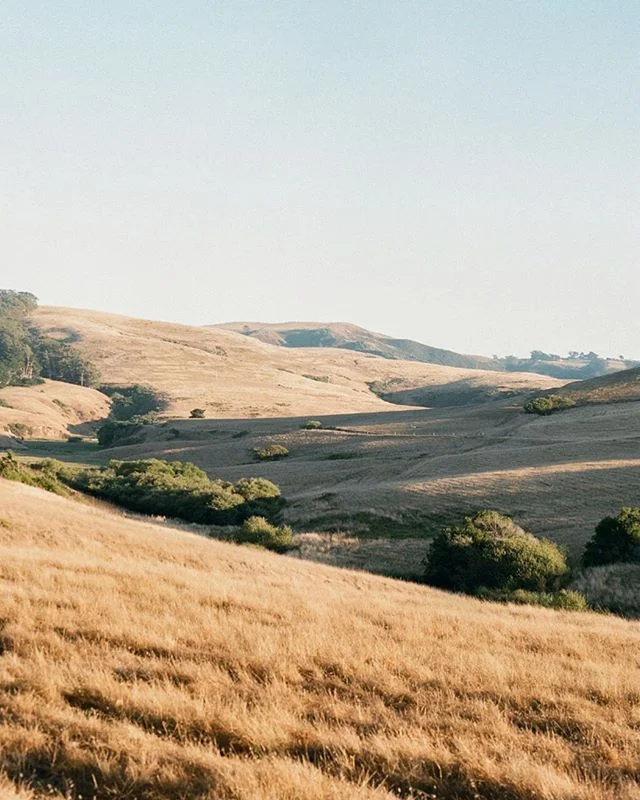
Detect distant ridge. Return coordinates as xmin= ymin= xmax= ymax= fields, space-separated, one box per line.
xmin=214 ymin=321 xmax=496 ymax=371
xmin=215 ymin=321 xmax=636 ymax=379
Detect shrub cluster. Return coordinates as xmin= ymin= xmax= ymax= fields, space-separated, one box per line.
xmin=424 ymin=510 xmax=569 ymax=596
xmin=70 ymin=458 xmax=284 ymax=525
xmin=523 ymin=394 xmax=576 ymax=415
xmin=233 ymin=515 xmax=294 ymax=552
xmin=302 ymin=420 xmax=323 ymax=430
xmin=0 ymin=453 xmax=69 ymax=496
xmin=99 ymin=384 xmax=169 ymax=421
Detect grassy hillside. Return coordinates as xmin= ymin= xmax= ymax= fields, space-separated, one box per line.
xmin=1 ymin=478 xmax=639 ymax=800
xmin=32 ymin=307 xmax=560 ymax=417
xmin=543 ymin=366 xmax=640 ymax=406
xmin=0 ymin=380 xmax=110 ymax=444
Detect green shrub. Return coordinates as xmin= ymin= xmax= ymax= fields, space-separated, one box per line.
xmin=99 ymin=384 xmax=169 ymax=421
xmin=233 ymin=516 xmax=294 ymax=552
xmin=253 ymin=444 xmax=289 ymax=461
xmin=0 ymin=453 xmax=69 ymax=496
xmin=97 ymin=420 xmax=145 ymax=448
xmin=424 ymin=510 xmax=569 ymax=594
xmin=190 ymin=408 xmax=205 ymax=419
xmin=477 ymin=588 xmax=588 ymax=611
xmin=523 ymin=394 xmax=576 ymax=415
xmin=69 ymin=458 xmax=284 ymax=526
xmin=302 ymin=420 xmax=323 ymax=430
xmin=582 ymin=508 xmax=640 ymax=567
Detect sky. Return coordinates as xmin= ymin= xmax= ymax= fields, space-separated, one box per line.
xmin=1 ymin=1 xmax=638 ymax=358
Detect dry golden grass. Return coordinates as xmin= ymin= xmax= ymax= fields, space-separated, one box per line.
xmin=0 ymin=380 xmax=110 ymax=444
xmin=1 ymin=478 xmax=640 ymax=800
xmin=32 ymin=306 xmax=560 ymax=419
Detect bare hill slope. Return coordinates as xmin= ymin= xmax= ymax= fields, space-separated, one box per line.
xmin=0 ymin=380 xmax=110 ymax=444
xmin=1 ymin=478 xmax=639 ymax=800
xmin=547 ymin=366 xmax=640 ymax=406
xmin=33 ymin=307 xmax=560 ymax=418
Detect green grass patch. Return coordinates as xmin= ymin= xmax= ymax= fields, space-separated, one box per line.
xmin=302 ymin=510 xmax=461 ymax=539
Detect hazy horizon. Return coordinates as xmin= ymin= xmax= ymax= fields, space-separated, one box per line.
xmin=3 ymin=2 xmax=638 ymax=359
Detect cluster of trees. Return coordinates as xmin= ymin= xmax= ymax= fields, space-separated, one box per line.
xmin=424 ymin=507 xmax=640 ymax=613
xmin=96 ymin=385 xmax=170 ymax=447
xmin=0 ymin=290 xmax=99 ymax=388
xmin=423 ymin=511 xmax=584 ymax=609
xmin=70 ymin=458 xmax=285 ymax=525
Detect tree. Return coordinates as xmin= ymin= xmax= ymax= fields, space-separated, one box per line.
xmin=424 ymin=510 xmax=568 ymax=594
xmin=582 ymin=508 xmax=640 ymax=567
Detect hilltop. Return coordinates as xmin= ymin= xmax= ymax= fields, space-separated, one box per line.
xmin=0 ymin=478 xmax=639 ymax=800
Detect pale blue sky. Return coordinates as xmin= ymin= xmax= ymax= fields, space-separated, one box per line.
xmin=2 ymin=2 xmax=638 ymax=357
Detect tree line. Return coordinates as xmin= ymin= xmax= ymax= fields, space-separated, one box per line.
xmin=0 ymin=290 xmax=100 ymax=389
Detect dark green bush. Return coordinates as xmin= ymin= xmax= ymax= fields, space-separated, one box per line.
xmin=233 ymin=515 xmax=294 ymax=552
xmin=523 ymin=394 xmax=576 ymax=415
xmin=96 ymin=420 xmax=145 ymax=448
xmin=99 ymin=384 xmax=169 ymax=421
xmin=424 ymin=510 xmax=569 ymax=594
xmin=253 ymin=444 xmax=289 ymax=461
xmin=69 ymin=458 xmax=284 ymax=525
xmin=190 ymin=408 xmax=205 ymax=419
xmin=582 ymin=508 xmax=640 ymax=567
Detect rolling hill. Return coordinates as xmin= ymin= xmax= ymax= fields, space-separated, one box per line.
xmin=544 ymin=365 xmax=640 ymax=406
xmin=0 ymin=380 xmax=110 ymax=445
xmin=1 ymin=478 xmax=639 ymax=800
xmin=31 ymin=307 xmax=561 ymax=418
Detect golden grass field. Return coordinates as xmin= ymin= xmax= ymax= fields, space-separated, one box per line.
xmin=1 ymin=478 xmax=640 ymax=800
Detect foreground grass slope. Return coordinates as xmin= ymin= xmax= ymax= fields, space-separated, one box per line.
xmin=32 ymin=307 xmax=560 ymax=418
xmin=1 ymin=479 xmax=639 ymax=799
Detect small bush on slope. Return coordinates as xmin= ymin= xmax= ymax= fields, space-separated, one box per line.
xmin=253 ymin=444 xmax=289 ymax=461
xmin=424 ymin=510 xmax=569 ymax=594
xmin=233 ymin=515 xmax=294 ymax=552
xmin=523 ymin=394 xmax=576 ymax=415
